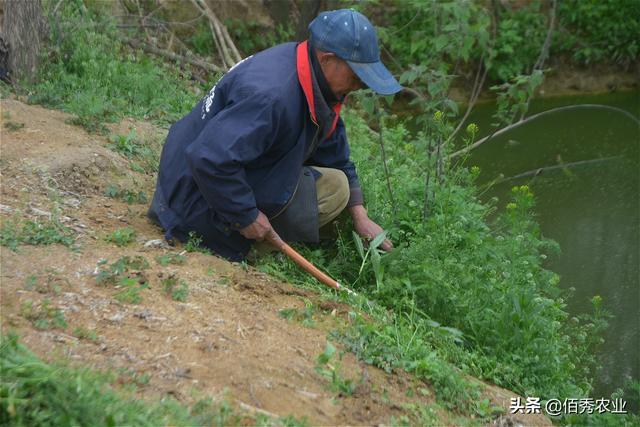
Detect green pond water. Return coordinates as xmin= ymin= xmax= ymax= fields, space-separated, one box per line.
xmin=460 ymin=90 xmax=639 ymax=407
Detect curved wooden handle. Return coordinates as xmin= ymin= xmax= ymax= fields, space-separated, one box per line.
xmin=266 ymin=230 xmax=343 ymax=292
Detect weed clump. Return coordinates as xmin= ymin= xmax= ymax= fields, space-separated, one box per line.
xmin=20 ymin=299 xmax=67 ymax=330
xmin=105 ymin=183 xmax=147 ymax=204
xmin=105 ymin=227 xmax=136 ymax=247
xmin=26 ymin=2 xmax=199 ymax=134
xmin=155 ymin=253 xmax=186 ymax=266
xmin=96 ymin=256 xmax=150 ymax=304
xmin=160 ymin=276 xmax=188 ymax=302
xmin=0 ymin=217 xmax=75 ymax=251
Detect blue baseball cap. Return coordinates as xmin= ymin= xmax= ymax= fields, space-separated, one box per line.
xmin=308 ymin=9 xmax=402 ymax=96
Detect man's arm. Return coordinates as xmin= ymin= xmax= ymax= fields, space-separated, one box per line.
xmin=309 ymin=118 xmax=392 ymax=251
xmin=185 ymin=94 xmax=282 ymax=236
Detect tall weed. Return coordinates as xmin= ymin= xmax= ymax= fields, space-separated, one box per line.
xmin=26 ymin=1 xmax=200 ymax=133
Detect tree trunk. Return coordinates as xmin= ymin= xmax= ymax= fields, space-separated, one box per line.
xmin=1 ymin=0 xmax=46 ymax=83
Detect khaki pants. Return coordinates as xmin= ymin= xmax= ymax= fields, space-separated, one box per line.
xmin=312 ymin=166 xmax=350 ymax=227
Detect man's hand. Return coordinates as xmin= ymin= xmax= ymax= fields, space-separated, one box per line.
xmin=239 ymin=211 xmax=273 ymax=241
xmin=348 ymin=205 xmax=393 ymax=252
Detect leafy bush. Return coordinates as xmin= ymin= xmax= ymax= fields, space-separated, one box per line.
xmin=489 ymin=3 xmax=547 ymax=81
xmin=557 ymin=0 xmax=640 ymax=66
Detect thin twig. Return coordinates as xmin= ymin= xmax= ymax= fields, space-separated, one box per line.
xmin=447 ymin=104 xmax=640 ymax=159
xmin=519 ymin=0 xmax=557 ymax=122
xmin=124 ymin=37 xmax=224 ymax=73
xmin=377 ymin=111 xmax=397 ymax=219
xmin=445 ymin=55 xmax=488 ymax=144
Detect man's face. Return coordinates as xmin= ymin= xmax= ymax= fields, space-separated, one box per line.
xmin=318 ymin=53 xmax=365 ymax=100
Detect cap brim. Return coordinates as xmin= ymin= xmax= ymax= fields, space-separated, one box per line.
xmin=347 ymin=60 xmax=402 ymax=96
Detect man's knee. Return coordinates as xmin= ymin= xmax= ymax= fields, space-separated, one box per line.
xmin=313 ymin=167 xmax=349 ymax=226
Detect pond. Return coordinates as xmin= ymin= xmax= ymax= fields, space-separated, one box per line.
xmin=461 ymin=90 xmax=639 ymax=408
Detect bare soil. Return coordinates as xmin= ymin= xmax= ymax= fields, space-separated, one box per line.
xmin=0 ymin=98 xmax=551 ymax=426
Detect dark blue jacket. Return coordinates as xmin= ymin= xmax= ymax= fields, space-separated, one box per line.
xmin=150 ymin=41 xmax=362 ymax=259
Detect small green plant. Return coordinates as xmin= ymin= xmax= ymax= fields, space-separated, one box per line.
xmin=105 ymin=227 xmax=136 ymax=247
xmin=0 ymin=217 xmax=75 ymax=251
xmin=20 ymin=299 xmax=67 ymax=330
xmin=315 ymin=341 xmax=355 ymax=397
xmin=155 ymin=253 xmax=187 ymax=266
xmin=3 ymin=121 xmax=25 ymax=132
xmin=107 ymin=130 xmax=161 ymax=173
xmin=96 ymin=256 xmax=150 ymax=304
xmin=185 ymin=231 xmax=212 ymax=255
xmin=105 ymin=184 xmax=147 ymax=204
xmin=161 ymin=276 xmax=188 ymax=302
xmin=73 ymin=327 xmax=98 ymax=342
xmin=352 ymin=231 xmax=387 ymax=292
xmin=278 ymin=300 xmax=315 ymax=327
xmin=114 ymin=277 xmax=147 ymax=304
xmin=24 ymin=275 xmax=38 ymax=290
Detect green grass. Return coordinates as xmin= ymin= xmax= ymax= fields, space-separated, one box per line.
xmin=19 ymin=299 xmax=67 ymax=331
xmin=96 ymin=256 xmax=150 ymax=304
xmin=104 ymin=227 xmax=136 ymax=247
xmin=72 ymin=327 xmax=98 ymax=342
xmin=161 ymin=276 xmax=189 ymax=302
xmin=185 ymin=231 xmax=212 ymax=255
xmin=23 ymin=1 xmax=201 ymax=134
xmin=104 ymin=183 xmax=147 ymax=204
xmin=0 ymin=217 xmax=75 ymax=251
xmin=155 ymin=253 xmax=187 ymax=266
xmin=0 ymin=333 xmax=308 ymax=426
xmin=314 ymin=341 xmax=356 ymax=397
xmin=108 ymin=130 xmax=162 ymax=174
xmin=278 ymin=300 xmax=316 ymax=328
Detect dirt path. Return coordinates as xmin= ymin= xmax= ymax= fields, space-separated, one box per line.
xmin=0 ymin=98 xmax=551 ymax=426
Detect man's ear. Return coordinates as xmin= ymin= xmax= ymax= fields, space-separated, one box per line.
xmin=317 ymin=51 xmax=337 ymax=66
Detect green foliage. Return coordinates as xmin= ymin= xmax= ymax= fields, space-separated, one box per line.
xmin=491 ymin=70 xmax=545 ymax=126
xmin=489 ymin=3 xmax=547 ymax=82
xmin=315 ymin=342 xmax=356 ymax=397
xmin=0 ymin=217 xmax=75 ymax=251
xmin=26 ymin=1 xmax=198 ymax=133
xmin=96 ymin=256 xmax=150 ymax=304
xmin=104 ymin=183 xmax=148 ymax=204
xmin=72 ymin=327 xmax=98 ymax=342
xmin=225 ymin=19 xmax=294 ymax=56
xmin=105 ymin=227 xmax=136 ymax=247
xmin=161 ymin=276 xmax=189 ymax=302
xmin=557 ymin=0 xmax=640 ymax=66
xmin=3 ymin=121 xmax=25 ymax=132
xmin=155 ymin=253 xmax=187 ymax=266
xmin=185 ymin=231 xmax=212 ymax=255
xmin=278 ymin=300 xmax=315 ymax=327
xmin=0 ymin=333 xmax=288 ymax=426
xmin=108 ymin=129 xmax=162 ymax=174
xmin=20 ymin=299 xmax=67 ymax=330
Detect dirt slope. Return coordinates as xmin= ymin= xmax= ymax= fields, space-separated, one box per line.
xmin=0 ymin=98 xmax=550 ymax=426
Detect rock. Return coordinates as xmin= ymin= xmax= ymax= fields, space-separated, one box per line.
xmin=144 ymin=239 xmax=169 ymax=249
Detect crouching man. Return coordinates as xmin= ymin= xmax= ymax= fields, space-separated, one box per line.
xmin=148 ymin=9 xmax=400 ymax=261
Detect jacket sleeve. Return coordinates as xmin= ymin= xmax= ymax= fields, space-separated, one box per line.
xmin=185 ymin=94 xmax=283 ymax=229
xmin=307 ymin=117 xmax=364 ymax=207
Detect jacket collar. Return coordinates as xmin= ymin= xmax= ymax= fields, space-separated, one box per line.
xmin=296 ymin=40 xmax=342 ymax=138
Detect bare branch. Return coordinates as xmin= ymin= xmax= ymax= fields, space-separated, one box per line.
xmin=445 ymin=56 xmax=488 ymax=145
xmin=123 ymin=37 xmax=224 ymax=73
xmin=447 ymin=104 xmax=640 ymax=160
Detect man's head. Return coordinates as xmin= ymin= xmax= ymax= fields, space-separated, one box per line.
xmin=308 ymin=9 xmax=402 ymax=97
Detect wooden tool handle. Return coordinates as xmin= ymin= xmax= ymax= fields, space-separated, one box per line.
xmin=266 ymin=230 xmax=341 ymax=291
